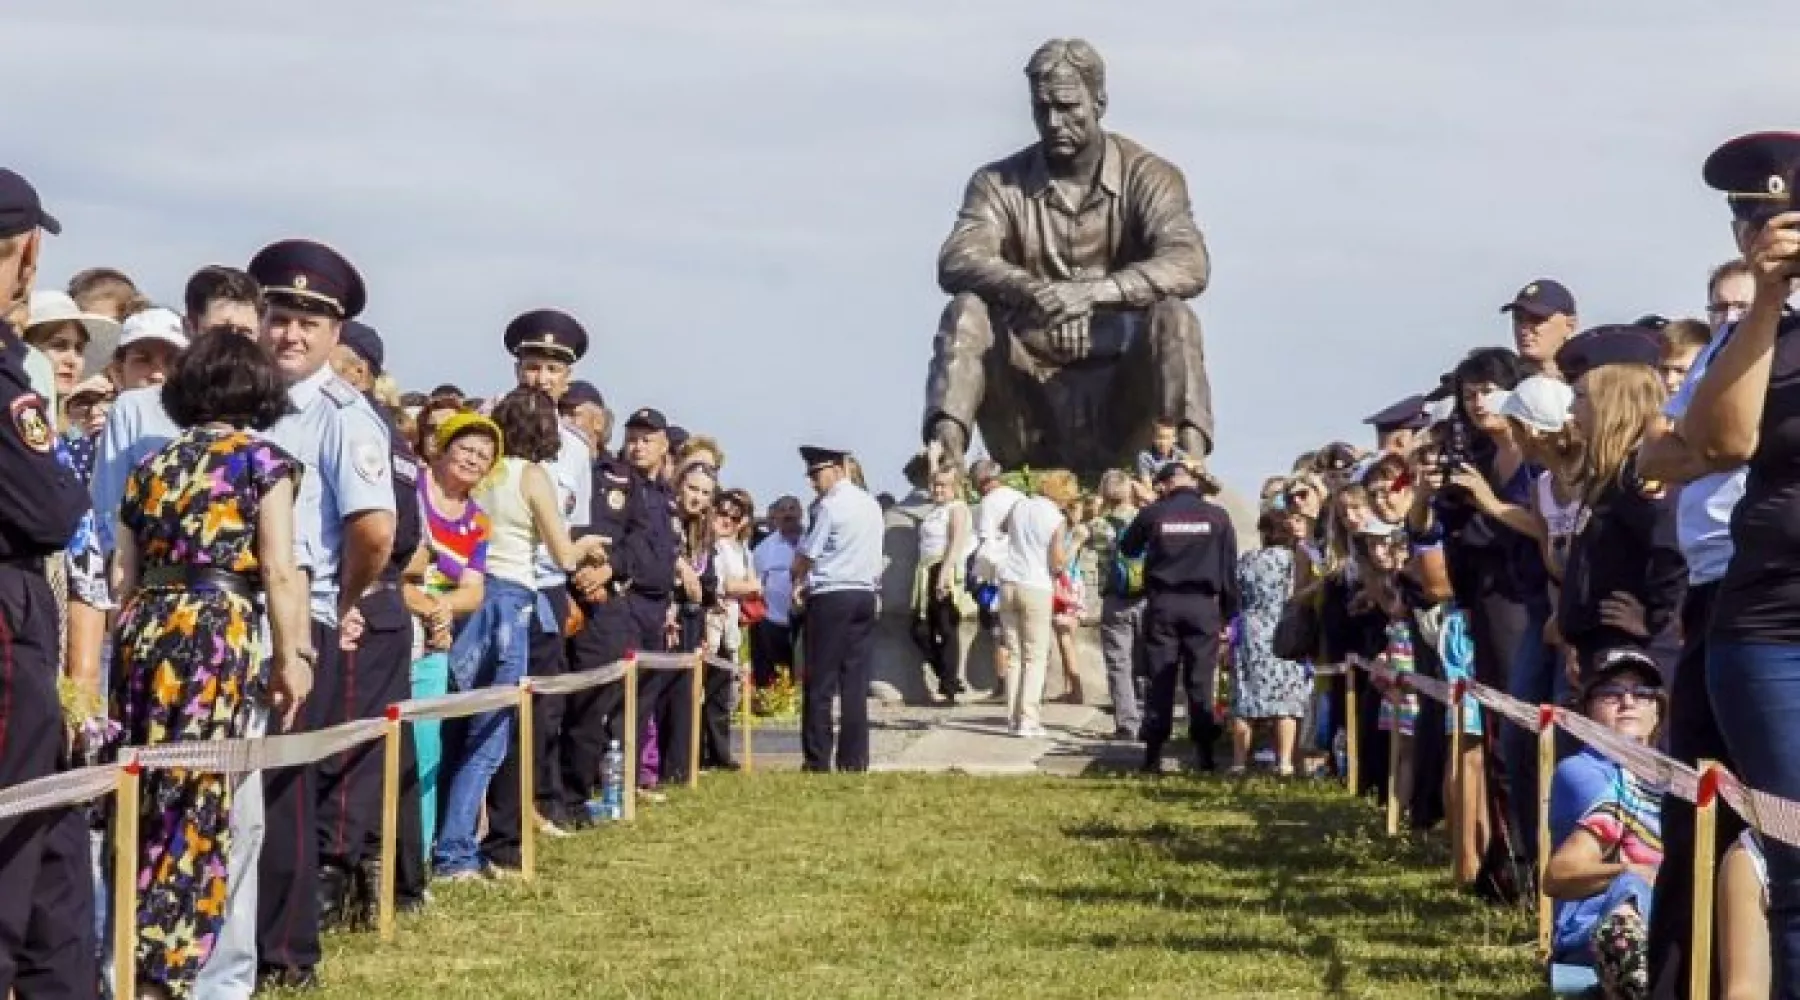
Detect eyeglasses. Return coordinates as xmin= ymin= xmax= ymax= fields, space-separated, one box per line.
xmin=716 ymin=507 xmax=745 ymax=521
xmin=1589 ymin=683 xmax=1660 ymax=706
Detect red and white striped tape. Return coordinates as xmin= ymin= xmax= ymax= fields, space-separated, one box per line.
xmin=1352 ymin=660 xmax=1800 ymax=851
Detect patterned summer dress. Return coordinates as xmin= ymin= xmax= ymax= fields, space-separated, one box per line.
xmin=1231 ymin=546 xmax=1311 ymax=719
xmin=113 ymin=427 xmax=298 ymax=997
xmin=1375 ymin=620 xmax=1420 ymax=737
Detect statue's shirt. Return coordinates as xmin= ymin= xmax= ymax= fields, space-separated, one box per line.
xmin=937 ymin=132 xmax=1210 ymax=314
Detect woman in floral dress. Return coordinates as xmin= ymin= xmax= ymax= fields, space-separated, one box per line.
xmin=1229 ymin=512 xmax=1310 ymax=775
xmin=111 ymin=334 xmax=312 ymax=999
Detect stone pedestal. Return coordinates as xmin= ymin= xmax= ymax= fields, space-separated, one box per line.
xmin=869 ymin=487 xmax=1261 ymax=706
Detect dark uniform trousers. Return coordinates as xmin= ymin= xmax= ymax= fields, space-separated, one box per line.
xmin=800 ymin=589 xmax=878 ymax=772
xmin=314 ymin=587 xmax=415 ymax=912
xmin=1139 ymin=593 xmax=1222 ymax=762
xmin=258 ymin=619 xmax=337 ymax=973
xmin=558 ymin=596 xmax=632 ymax=817
xmin=699 ymin=643 xmax=738 ymax=769
xmin=483 ymin=585 xmax=569 ymax=867
xmin=622 ymin=592 xmax=690 ymax=785
xmin=1649 ymin=582 xmax=1743 ymax=1000
xmin=0 ymin=567 xmax=96 ymax=998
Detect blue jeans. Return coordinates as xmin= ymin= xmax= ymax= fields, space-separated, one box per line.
xmin=1709 ymin=639 xmax=1800 ymax=998
xmin=433 ymin=579 xmax=535 ymax=876
xmin=1505 ymin=602 xmax=1565 ymax=865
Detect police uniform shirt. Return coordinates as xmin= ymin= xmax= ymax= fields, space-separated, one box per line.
xmin=1118 ymin=487 xmax=1240 ymax=616
xmin=532 ymin=420 xmax=593 ymax=589
xmin=380 ymin=406 xmax=424 ymax=580
xmin=0 ymin=331 xmax=88 ymax=563
xmin=586 ymin=460 xmax=678 ymax=598
xmin=798 ymin=479 xmax=884 ymax=595
xmin=91 ymin=385 xmax=180 ymax=553
xmin=267 ymin=364 xmax=395 ymax=626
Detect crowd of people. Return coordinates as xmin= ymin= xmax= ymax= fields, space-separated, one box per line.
xmin=0 ymin=165 xmax=896 ymax=999
xmin=13 ymin=117 xmax=1800 ymax=1000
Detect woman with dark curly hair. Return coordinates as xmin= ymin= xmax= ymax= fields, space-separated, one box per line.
xmin=110 ymin=332 xmax=312 ymax=998
xmin=433 ymin=387 xmax=606 ymax=880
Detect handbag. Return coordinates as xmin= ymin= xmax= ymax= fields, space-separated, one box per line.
xmin=738 ymin=593 xmax=768 ymax=627
xmin=1052 ymin=572 xmax=1083 ymax=617
xmin=1270 ymin=554 xmax=1319 ymax=662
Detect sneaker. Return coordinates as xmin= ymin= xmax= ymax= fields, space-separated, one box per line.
xmin=436 ymin=868 xmax=483 ymax=885
xmin=536 ymin=816 xmax=572 ymax=839
xmin=1593 ymin=906 xmax=1650 ymax=1000
xmin=481 ymin=861 xmax=522 ymax=881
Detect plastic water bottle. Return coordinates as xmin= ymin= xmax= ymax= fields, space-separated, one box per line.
xmin=598 ymin=740 xmax=625 ymax=821
xmin=1332 ymin=729 xmax=1349 ymax=778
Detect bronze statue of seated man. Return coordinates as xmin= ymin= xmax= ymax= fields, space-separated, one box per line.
xmin=922 ymin=37 xmax=1216 ymax=483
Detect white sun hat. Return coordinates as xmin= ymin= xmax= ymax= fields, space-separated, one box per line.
xmin=25 ymin=290 xmax=121 ymax=377
xmin=1479 ymin=375 xmax=1574 ymax=434
xmin=119 ymin=307 xmax=190 ymax=354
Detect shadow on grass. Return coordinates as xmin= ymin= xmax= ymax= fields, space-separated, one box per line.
xmin=1035 ymin=778 xmax=1534 ymax=996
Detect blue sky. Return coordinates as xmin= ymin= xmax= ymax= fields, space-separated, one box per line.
xmin=15 ymin=1 xmax=1799 ymax=507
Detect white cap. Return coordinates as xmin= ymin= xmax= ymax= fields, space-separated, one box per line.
xmin=25 ymin=290 xmax=121 ymax=377
xmin=1480 ymin=375 xmax=1574 ymax=434
xmin=119 ymin=307 xmax=189 ymax=354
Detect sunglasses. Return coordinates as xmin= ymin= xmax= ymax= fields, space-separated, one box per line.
xmin=1589 ymin=683 xmax=1660 ymax=705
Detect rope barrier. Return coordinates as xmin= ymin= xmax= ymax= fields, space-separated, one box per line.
xmin=0 ymin=762 xmax=119 ymax=821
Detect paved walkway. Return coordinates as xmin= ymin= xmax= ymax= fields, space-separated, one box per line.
xmin=736 ymin=700 xmax=1157 ymax=776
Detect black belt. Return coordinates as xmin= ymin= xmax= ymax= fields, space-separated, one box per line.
xmin=140 ymin=566 xmax=260 ymax=601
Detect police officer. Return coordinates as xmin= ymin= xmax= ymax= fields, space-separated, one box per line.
xmin=484 ymin=310 xmax=591 ymax=859
xmin=0 ymin=168 xmax=97 ymax=999
xmin=569 ymin=408 xmax=686 ymax=789
xmin=317 ymin=321 xmax=425 ymax=926
xmin=1364 ymin=394 xmax=1428 ymax=456
xmin=248 ymin=240 xmax=398 ymax=990
xmin=558 ymin=419 xmax=641 ymax=824
xmin=790 ymin=446 xmax=884 ymax=773
xmin=1119 ymin=460 xmax=1239 ymax=774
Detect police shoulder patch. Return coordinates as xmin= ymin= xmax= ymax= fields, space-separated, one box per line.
xmin=8 ymin=393 xmax=52 ymax=454
xmin=352 ymin=440 xmax=390 ymax=483
xmin=321 ymin=377 xmax=360 ymax=408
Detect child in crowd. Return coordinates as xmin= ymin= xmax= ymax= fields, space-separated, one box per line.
xmin=1133 ymin=418 xmax=1188 ymax=500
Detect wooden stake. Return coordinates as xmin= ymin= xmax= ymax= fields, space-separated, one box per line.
xmin=113 ymin=759 xmax=141 ymax=1000
xmin=377 ymin=707 xmax=402 ymax=942
xmin=1536 ymin=706 xmax=1556 ymax=959
xmin=1385 ymin=715 xmax=1401 ymax=836
xmin=623 ymin=658 xmax=638 ymax=822
xmin=688 ymin=653 xmax=703 ymax=789
xmin=518 ymin=680 xmax=536 ymax=880
xmin=1345 ymin=672 xmax=1360 ymax=795
xmin=1448 ymin=682 xmax=1467 ymax=879
xmin=741 ymin=665 xmax=754 ymax=774
xmin=1692 ymin=762 xmax=1722 ymax=1000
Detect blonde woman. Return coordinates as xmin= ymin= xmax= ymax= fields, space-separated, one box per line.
xmin=996 ymin=469 xmax=1079 ymax=737
xmin=1556 ymin=361 xmax=1686 ymax=678
xmin=913 ymin=467 xmax=975 ymax=701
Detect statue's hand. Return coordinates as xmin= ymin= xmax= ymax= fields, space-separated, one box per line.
xmin=1047 ymin=317 xmax=1092 ymax=364
xmin=1031 ymin=280 xmax=1097 ymax=326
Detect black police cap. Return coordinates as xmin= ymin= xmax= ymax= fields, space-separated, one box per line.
xmin=247 ymin=239 xmax=366 ymax=319
xmin=562 ymin=380 xmax=605 ymax=410
xmin=667 ymin=425 xmax=690 ymax=452
xmin=503 ymin=309 xmax=589 ymax=364
xmin=1703 ymin=131 xmax=1800 ymax=194
xmin=0 ymin=169 xmax=60 ymax=239
xmin=1364 ymin=394 xmax=1429 ymax=433
xmin=800 ymin=445 xmax=849 ymax=471
xmin=624 ymin=407 xmax=667 ymax=432
xmin=1500 ymin=279 xmax=1577 ymax=320
xmin=1555 ymin=325 xmax=1664 ymax=383
xmin=340 ymin=320 xmax=384 ymax=376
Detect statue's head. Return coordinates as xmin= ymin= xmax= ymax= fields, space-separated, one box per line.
xmin=1024 ymin=38 xmax=1107 ymax=164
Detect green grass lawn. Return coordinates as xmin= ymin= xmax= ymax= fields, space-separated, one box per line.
xmin=316 ymin=773 xmax=1540 ymax=999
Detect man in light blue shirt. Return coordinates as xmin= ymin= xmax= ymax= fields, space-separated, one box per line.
xmin=792 ymin=446 xmax=884 ymax=772
xmin=481 ymin=309 xmax=593 ymax=854
xmin=245 ymin=239 xmax=396 ymax=991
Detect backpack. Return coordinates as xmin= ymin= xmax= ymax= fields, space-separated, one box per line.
xmin=1104 ymin=514 xmax=1145 ymax=599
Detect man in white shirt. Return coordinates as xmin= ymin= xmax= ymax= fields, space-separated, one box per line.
xmin=750 ymin=495 xmax=806 ymax=689
xmin=969 ymin=459 xmax=1023 ymax=699
xmin=792 ymin=447 xmax=885 ymax=772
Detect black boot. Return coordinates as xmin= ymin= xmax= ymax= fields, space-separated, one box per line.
xmin=317 ymin=864 xmax=354 ymax=932
xmin=1142 ymin=743 xmax=1166 ymax=775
